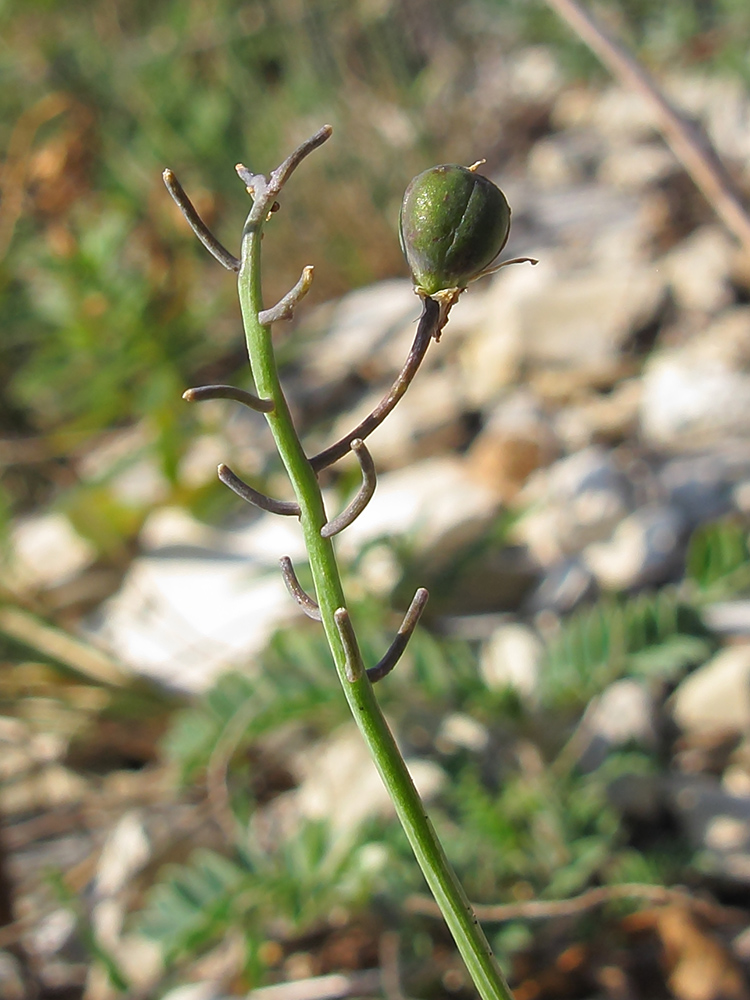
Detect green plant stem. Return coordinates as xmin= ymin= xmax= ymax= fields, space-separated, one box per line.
xmin=237 ymin=216 xmax=514 ymax=1000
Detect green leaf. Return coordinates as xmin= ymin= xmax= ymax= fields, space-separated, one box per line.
xmin=162 ymin=626 xmax=343 ymax=784
xmin=686 ymin=517 xmax=750 ymax=598
xmin=539 ymin=590 xmax=715 ymax=708
xmin=139 ymin=822 xmax=390 ymax=966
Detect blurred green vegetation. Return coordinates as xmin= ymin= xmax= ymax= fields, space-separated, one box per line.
xmin=2 ymin=0 xmax=750 ymax=562
xmin=140 ymin=567 xmax=730 ymax=990
xmin=4 ymin=516 xmax=749 ymax=992
xmin=3 ymin=8 xmax=750 ymax=987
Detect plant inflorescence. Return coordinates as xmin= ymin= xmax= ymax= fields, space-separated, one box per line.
xmin=161 ymin=125 xmax=537 ymax=1000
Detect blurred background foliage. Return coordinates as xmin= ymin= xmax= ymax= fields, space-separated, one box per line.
xmin=2 ymin=0 xmax=750 ymax=557
xmin=3 ymin=1 xmax=750 ymax=995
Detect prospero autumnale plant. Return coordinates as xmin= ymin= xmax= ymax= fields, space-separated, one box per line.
xmin=164 ymin=125 xmax=536 ymax=1000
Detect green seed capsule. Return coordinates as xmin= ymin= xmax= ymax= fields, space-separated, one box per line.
xmin=399 ymin=164 xmax=511 ymax=296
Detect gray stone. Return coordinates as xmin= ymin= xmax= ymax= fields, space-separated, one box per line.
xmin=590 ymin=85 xmax=661 ymax=141
xmin=437 ymin=613 xmax=509 ymax=642
xmin=514 ymin=447 xmax=631 ymax=564
xmin=641 ymin=361 xmax=750 ymax=450
xmin=724 ymin=765 xmax=750 ymax=798
xmin=107 ymin=456 xmax=170 ymax=507
xmin=436 ymin=714 xmax=490 ymax=754
xmin=424 ymin=544 xmax=538 ymax=617
xmin=329 ymin=365 xmax=467 ymax=470
xmin=466 ymin=389 xmax=559 ymax=501
xmin=664 ymin=72 xmax=750 ymax=163
xmin=26 ymin=909 xmax=76 ymax=958
xmin=94 ymin=810 xmax=151 ymax=898
xmin=551 ymin=85 xmax=599 ymax=131
xmin=77 ymin=424 xmax=170 ymax=507
xmin=527 ymin=131 xmax=604 ymax=188
xmin=589 ymin=679 xmax=656 ymax=745
xmin=177 ymin=434 xmax=232 ymax=489
xmin=530 ymin=558 xmax=596 ymax=613
xmin=583 ymin=504 xmax=684 ymax=591
xmin=454 ymin=264 xmax=538 ymax=408
xmin=507 ymin=45 xmax=563 ymax=103
xmin=507 ymin=46 xmax=563 ymax=102
xmin=703 ymin=602 xmax=750 ymax=636
xmin=138 ymin=506 xmax=232 ymax=553
xmin=501 ymin=180 xmax=643 ymax=265
xmin=161 ymin=986 xmax=227 ymax=1000
xmin=270 ymin=724 xmax=445 ymax=841
xmin=659 ymin=454 xmax=732 ymax=527
xmin=0 ymin=763 xmax=88 ymax=816
xmin=542 ymin=445 xmax=628 ymax=498
xmin=554 ymin=378 xmax=642 ymax=450
xmin=668 ymin=774 xmax=750 ymax=884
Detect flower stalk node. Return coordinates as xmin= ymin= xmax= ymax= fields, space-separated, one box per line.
xmin=320 ymin=439 xmax=376 ymax=538
xmin=259 ymin=266 xmax=315 ymax=326
xmin=279 ymin=556 xmax=322 ymax=620
xmin=217 ymin=463 xmax=300 ymax=517
xmin=169 ymin=127 xmax=518 ymax=1000
xmin=367 ymin=587 xmax=429 ymax=683
xmin=182 ymin=384 xmax=274 ymax=413
xmin=333 ymin=607 xmax=364 ymax=683
xmin=163 ymin=168 xmax=240 ymax=272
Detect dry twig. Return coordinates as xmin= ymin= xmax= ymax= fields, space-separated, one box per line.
xmin=0 ymin=605 xmax=129 ymax=686
xmin=543 ymin=0 xmax=750 ymax=256
xmin=407 ymin=883 xmax=746 ymax=926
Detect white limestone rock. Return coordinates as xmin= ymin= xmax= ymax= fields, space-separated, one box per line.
xmin=305 ymin=279 xmax=419 ymax=383
xmin=337 ymin=456 xmax=501 ymax=571
xmin=455 ymin=262 xmax=544 ymax=408
xmin=598 ymin=141 xmax=674 ymax=190
xmin=292 ymin=724 xmax=444 ymax=839
xmin=671 ymin=645 xmax=750 ymax=737
xmin=517 ymin=264 xmax=665 ymax=372
xmin=480 ymin=622 xmax=543 ymax=701
xmin=661 ymin=225 xmax=735 ymax=314
xmin=8 ymin=512 xmax=96 ymax=591
xmin=85 ymin=554 xmax=294 ymax=693
xmin=575 ymin=679 xmax=657 ymax=771
xmin=669 ymin=774 xmax=750 ymax=884
xmin=94 ymin=810 xmax=151 ymax=898
xmin=330 ymin=366 xmax=467 ymax=470
xmin=640 ymin=308 xmax=750 ymax=449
